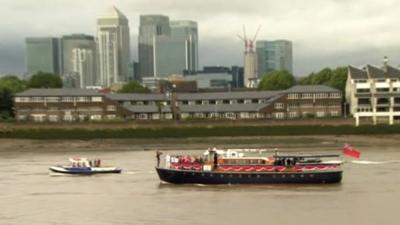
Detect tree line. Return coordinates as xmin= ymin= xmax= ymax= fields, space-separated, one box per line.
xmin=257 ymin=67 xmax=347 ymax=92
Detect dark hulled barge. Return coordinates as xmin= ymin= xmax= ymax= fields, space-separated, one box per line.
xmin=156 ymin=149 xmax=343 ymax=184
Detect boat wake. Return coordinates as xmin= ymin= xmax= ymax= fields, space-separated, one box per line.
xmin=351 ymin=160 xmax=400 ymax=165
xmin=124 ymin=171 xmax=155 ymax=175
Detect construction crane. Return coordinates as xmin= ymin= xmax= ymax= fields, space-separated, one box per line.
xmin=237 ymin=25 xmax=261 ymax=53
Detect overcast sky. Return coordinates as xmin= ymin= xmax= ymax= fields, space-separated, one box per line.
xmin=1 ymin=0 xmax=399 ymax=77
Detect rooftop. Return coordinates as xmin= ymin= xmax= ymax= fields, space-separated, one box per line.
xmin=285 ymin=85 xmax=340 ymax=93
xmin=98 ymin=6 xmax=128 ymax=20
xmin=348 ymin=66 xmax=368 ymax=79
xmin=348 ymin=64 xmax=400 ymax=80
xmin=15 ymin=89 xmax=102 ymax=97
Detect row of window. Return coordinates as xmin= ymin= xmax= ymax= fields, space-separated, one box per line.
xmin=15 ymin=96 xmax=103 ymax=103
xmin=356 ymin=107 xmax=400 ymax=113
xmin=288 ymin=102 xmax=340 ymax=108
xmin=356 ymin=88 xmax=400 ymax=93
xmin=287 ymin=93 xmax=341 ymax=99
xmin=18 ymin=114 xmax=105 ymax=122
xmin=179 ymin=99 xmax=268 ymax=105
xmin=354 ymin=79 xmax=399 ymax=83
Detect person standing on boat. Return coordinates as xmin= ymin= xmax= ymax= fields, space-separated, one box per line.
xmin=213 ymin=152 xmax=218 ymax=170
xmin=156 ymin=151 xmax=163 ymax=167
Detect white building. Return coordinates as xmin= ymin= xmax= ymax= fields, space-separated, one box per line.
xmin=346 ymin=61 xmax=400 ymax=126
xmin=72 ymin=48 xmax=95 ymax=88
xmin=97 ymin=6 xmax=130 ymax=87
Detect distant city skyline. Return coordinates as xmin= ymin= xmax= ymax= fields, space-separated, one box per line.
xmin=1 ymin=0 xmax=400 ymax=76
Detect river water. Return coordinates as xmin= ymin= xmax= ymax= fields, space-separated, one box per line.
xmin=0 ymin=146 xmax=399 ymax=225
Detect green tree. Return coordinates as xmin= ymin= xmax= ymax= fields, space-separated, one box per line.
xmin=298 ymin=67 xmax=347 ymax=92
xmin=119 ymin=81 xmax=150 ymax=93
xmin=0 ymin=75 xmax=28 ymax=119
xmin=311 ymin=68 xmax=333 ymax=85
xmin=28 ymin=72 xmax=62 ymax=88
xmin=329 ymin=67 xmax=347 ymax=91
xmin=258 ymin=70 xmax=295 ymax=90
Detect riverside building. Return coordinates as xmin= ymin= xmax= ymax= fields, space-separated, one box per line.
xmin=14 ymin=85 xmax=342 ymax=122
xmin=346 ymin=59 xmax=400 ymax=126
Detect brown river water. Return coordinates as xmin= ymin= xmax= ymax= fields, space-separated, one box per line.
xmin=0 ymin=146 xmax=399 ymax=225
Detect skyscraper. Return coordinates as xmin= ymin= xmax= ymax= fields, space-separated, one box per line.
xmin=72 ymin=48 xmax=95 ymax=88
xmin=25 ymin=37 xmax=61 ymax=76
xmin=61 ymin=34 xmax=96 ymax=87
xmin=256 ymin=40 xmax=293 ymax=77
xmin=138 ymin=15 xmax=170 ymax=79
xmin=97 ymin=6 xmax=130 ymax=87
xmin=170 ymin=20 xmax=198 ymax=72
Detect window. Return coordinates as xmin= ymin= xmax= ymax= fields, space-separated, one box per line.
xmin=274 ymin=103 xmax=284 ymax=109
xmin=377 ymin=98 xmax=389 ymax=105
xmin=106 ymin=114 xmax=116 ymax=119
xmin=301 ymin=93 xmax=313 ymax=99
xmin=288 ymin=111 xmax=298 ymax=118
xmin=63 ymin=115 xmax=74 ymax=121
xmin=376 ymin=88 xmax=389 ymax=93
xmin=224 ymin=113 xmax=236 ymax=119
xmin=62 ymin=97 xmax=74 ymax=102
xmin=49 ymin=115 xmax=58 ymax=122
xmin=329 ymin=93 xmax=341 ymax=98
xmin=315 ymin=93 xmax=329 ymax=99
xmin=316 ymin=111 xmax=325 ymax=117
xmin=356 ymin=88 xmax=370 ymax=93
xmin=106 ymin=105 xmax=116 ymax=111
xmin=137 ymin=113 xmax=148 ymax=120
xmin=287 ymin=93 xmax=299 ymax=99
xmin=45 ymin=97 xmax=59 ymax=102
xmin=92 ymin=97 xmax=102 ymax=102
xmin=377 ymin=107 xmax=389 ymax=112
xmin=355 ymin=80 xmax=367 ymax=83
xmin=15 ymin=97 xmax=30 ymax=103
xmin=358 ymin=98 xmax=371 ymax=105
xmin=273 ymin=112 xmax=285 ymax=119
xmin=194 ymin=113 xmax=205 ymax=118
xmin=76 ymin=97 xmax=90 ymax=102
xmin=240 ymin=112 xmax=250 ymax=119
xmin=90 ymin=115 xmax=102 ymax=121
xmin=330 ymin=111 xmax=339 ymax=117
xmin=31 ymin=97 xmax=44 ymax=103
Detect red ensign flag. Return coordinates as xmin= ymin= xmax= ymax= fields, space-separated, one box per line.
xmin=343 ymin=144 xmax=361 ymax=159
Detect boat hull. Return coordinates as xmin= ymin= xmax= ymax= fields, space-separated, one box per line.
xmin=156 ymin=167 xmax=342 ymax=184
xmin=49 ymin=166 xmax=121 ymax=175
